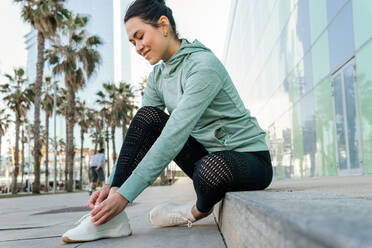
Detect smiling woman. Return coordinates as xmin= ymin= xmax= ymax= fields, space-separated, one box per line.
xmin=126 ymin=15 xmax=181 ymax=65
xmin=125 ymin=0 xmax=181 ymax=65
xmin=62 ymin=0 xmax=273 ymax=243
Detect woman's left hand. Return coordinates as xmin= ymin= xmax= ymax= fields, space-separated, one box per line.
xmin=91 ymin=192 xmax=129 ymax=226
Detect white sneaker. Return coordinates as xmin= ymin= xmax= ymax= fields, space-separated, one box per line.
xmin=148 ymin=201 xmax=196 ymax=227
xmin=62 ymin=210 xmax=132 ymax=243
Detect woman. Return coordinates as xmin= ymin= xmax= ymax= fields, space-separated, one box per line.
xmin=62 ymin=0 xmax=272 ymax=242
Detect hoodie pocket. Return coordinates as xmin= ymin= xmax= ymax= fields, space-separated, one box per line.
xmin=214 ymin=127 xmax=231 ymax=145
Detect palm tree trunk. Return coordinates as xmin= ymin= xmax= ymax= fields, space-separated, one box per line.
xmin=80 ymin=130 xmax=84 ymax=190
xmin=99 ymin=137 xmax=104 ymax=151
xmin=44 ymin=113 xmax=49 ymax=192
xmin=59 ymin=153 xmax=62 ymax=183
xmin=66 ymin=86 xmax=75 ymax=192
xmin=111 ymin=126 xmax=116 ymax=165
xmin=105 ymin=129 xmax=110 ymax=177
xmin=94 ymin=135 xmax=98 ymax=154
xmin=12 ymin=113 xmax=20 ymax=194
xmin=64 ymin=158 xmax=68 ymax=190
xmin=33 ymin=31 xmax=45 ymax=194
xmin=21 ymin=127 xmax=25 ymax=190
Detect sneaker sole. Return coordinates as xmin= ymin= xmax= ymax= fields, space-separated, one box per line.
xmin=61 ymin=231 xmax=132 ymax=243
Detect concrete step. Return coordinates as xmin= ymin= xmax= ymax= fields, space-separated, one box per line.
xmin=214 ymin=191 xmax=372 ymax=248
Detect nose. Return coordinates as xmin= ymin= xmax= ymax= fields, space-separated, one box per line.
xmin=136 ymin=41 xmax=144 ymax=55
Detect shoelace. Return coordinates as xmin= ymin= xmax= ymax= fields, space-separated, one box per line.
xmin=169 ymin=214 xmax=193 ymax=228
xmin=75 ymin=213 xmax=91 ymax=225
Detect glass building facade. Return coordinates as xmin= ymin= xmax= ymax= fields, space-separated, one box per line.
xmin=224 ymin=0 xmax=372 ymax=178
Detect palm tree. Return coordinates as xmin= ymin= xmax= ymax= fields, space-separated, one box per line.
xmin=87 ymin=109 xmax=104 ymax=154
xmin=116 ymin=82 xmax=137 ymax=141
xmin=24 ymin=120 xmax=34 ymax=182
xmin=20 ymin=118 xmax=27 ymax=189
xmin=15 ymin=0 xmax=69 ymax=194
xmin=55 ymin=88 xmax=69 ymax=190
xmin=76 ymin=99 xmax=89 ymax=190
xmin=41 ymin=76 xmax=56 ymax=192
xmin=0 ymin=109 xmax=12 ymax=173
xmin=97 ymin=82 xmax=137 ymax=166
xmin=96 ymin=84 xmax=116 ymax=169
xmin=46 ymin=13 xmax=102 ymax=191
xmin=0 ymin=68 xmax=32 ymax=194
xmin=24 ymin=121 xmax=46 ymax=189
xmin=55 ymin=137 xmax=65 ymax=188
xmin=95 ymin=101 xmax=111 ymax=177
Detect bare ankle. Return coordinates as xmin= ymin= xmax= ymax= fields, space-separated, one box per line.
xmin=191 ymin=205 xmax=212 ymax=220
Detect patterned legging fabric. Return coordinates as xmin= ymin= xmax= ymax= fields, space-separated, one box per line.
xmin=111 ymin=106 xmax=273 ymax=213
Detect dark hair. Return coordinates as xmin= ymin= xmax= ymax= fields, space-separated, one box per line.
xmin=124 ymin=0 xmax=179 ymax=39
xmin=98 ymin=148 xmax=104 ymax=153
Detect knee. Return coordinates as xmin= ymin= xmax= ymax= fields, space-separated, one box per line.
xmin=193 ymin=154 xmax=233 ymax=193
xmin=132 ymin=106 xmax=168 ymax=126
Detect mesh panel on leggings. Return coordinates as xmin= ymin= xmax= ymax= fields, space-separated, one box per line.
xmin=193 ymin=151 xmax=272 ymax=213
xmin=193 ymin=152 xmax=234 ymax=212
xmin=111 ymin=106 xmax=169 ymax=187
xmin=197 ymin=153 xmax=233 ymax=193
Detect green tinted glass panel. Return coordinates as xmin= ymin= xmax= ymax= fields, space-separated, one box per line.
xmin=353 ymin=0 xmax=372 ymax=49
xmin=344 ymin=64 xmax=360 ymax=169
xmin=292 ymin=103 xmax=304 ymax=177
xmin=311 ymin=32 xmax=330 ymax=85
xmin=309 ymin=0 xmax=328 ymax=44
xmin=333 ymin=73 xmax=348 ymax=170
xmin=356 ymin=41 xmax=372 ymax=173
xmin=314 ymin=78 xmax=337 ymax=176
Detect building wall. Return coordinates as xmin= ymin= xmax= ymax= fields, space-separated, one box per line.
xmin=224 ymin=0 xmax=372 ymax=178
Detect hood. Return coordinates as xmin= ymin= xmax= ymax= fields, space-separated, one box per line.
xmin=162 ymin=39 xmax=210 ymax=74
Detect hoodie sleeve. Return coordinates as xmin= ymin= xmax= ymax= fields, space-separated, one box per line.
xmin=116 ymin=67 xmax=223 ymax=202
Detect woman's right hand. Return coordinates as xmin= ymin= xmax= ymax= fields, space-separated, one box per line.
xmin=88 ymin=184 xmax=110 ymax=209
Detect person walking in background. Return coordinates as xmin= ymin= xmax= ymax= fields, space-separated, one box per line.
xmin=88 ymin=148 xmax=105 ymax=196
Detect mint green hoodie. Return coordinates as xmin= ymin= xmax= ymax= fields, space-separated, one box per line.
xmin=107 ymin=39 xmax=268 ymax=202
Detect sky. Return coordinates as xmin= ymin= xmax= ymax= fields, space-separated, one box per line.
xmin=0 ymin=0 xmax=232 ymax=156
xmin=0 ymin=1 xmax=30 ymax=80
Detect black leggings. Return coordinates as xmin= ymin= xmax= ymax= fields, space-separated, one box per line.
xmin=111 ymin=106 xmax=273 ymax=213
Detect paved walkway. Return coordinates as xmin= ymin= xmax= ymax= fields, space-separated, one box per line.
xmin=0 ymin=177 xmax=226 ymax=248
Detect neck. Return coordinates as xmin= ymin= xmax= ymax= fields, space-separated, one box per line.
xmin=163 ymin=38 xmax=181 ymax=62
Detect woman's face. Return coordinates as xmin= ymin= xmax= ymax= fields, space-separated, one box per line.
xmin=126 ymin=17 xmax=169 ymax=65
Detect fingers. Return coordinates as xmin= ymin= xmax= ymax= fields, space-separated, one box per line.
xmin=91 ymin=203 xmax=114 ymax=226
xmin=93 ymin=211 xmax=113 ymax=226
xmin=88 ymin=191 xmax=100 ymax=209
xmin=90 ymin=193 xmax=127 ymax=226
xmin=96 ymin=190 xmax=108 ymax=205
xmin=91 ymin=201 xmax=103 ymax=217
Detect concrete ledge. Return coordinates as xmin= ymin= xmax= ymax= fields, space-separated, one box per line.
xmin=214 ymin=191 xmax=372 ymax=248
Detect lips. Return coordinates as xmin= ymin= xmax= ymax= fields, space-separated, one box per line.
xmin=143 ymin=50 xmax=150 ymax=59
